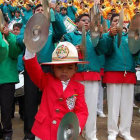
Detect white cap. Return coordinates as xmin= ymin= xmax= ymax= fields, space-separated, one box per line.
xmin=41 ymin=41 xmax=87 ymax=65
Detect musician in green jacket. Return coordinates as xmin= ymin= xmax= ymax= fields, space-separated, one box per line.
xmin=0 ymin=28 xmax=22 ymax=140
xmin=95 ymin=13 xmax=136 ymax=140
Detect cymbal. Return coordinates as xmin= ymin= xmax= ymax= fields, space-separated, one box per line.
xmin=42 ymin=0 xmax=50 ymax=20
xmin=57 ymin=112 xmax=79 ymax=140
xmin=90 ymin=5 xmax=101 ymax=47
xmin=0 ymin=10 xmax=5 ymax=31
xmin=128 ymin=14 xmax=140 ymax=54
xmin=102 ymin=20 xmax=108 ymax=33
xmin=118 ymin=8 xmax=124 ymax=47
xmin=24 ymin=13 xmax=49 ymax=53
xmin=80 ymin=26 xmax=86 ymax=60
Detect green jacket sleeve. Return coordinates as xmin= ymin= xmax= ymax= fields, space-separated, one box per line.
xmin=95 ymin=32 xmax=114 ymax=55
xmin=7 ymin=4 xmax=16 ymax=12
xmin=52 ymin=12 xmax=66 ymax=42
xmin=71 ymin=6 xmax=77 ymax=14
xmin=63 ymin=32 xmax=73 ymax=42
xmin=0 ymin=32 xmax=9 ymax=62
xmin=5 ymin=32 xmax=22 ymax=59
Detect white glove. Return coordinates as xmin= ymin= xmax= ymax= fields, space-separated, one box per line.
xmin=79 ymin=127 xmax=81 ymax=133
xmin=24 ymin=48 xmax=35 ymax=60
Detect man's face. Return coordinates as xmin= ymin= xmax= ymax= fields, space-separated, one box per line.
xmin=77 ymin=16 xmax=90 ymax=31
xmin=80 ymin=2 xmax=84 ymax=9
xmin=13 ymin=27 xmax=20 ymax=35
xmin=56 ymin=5 xmax=60 ymax=13
xmin=53 ymin=64 xmax=77 ymax=81
xmin=61 ymin=9 xmax=67 ymax=15
xmin=111 ymin=16 xmax=119 ymax=27
xmin=35 ymin=6 xmax=44 ymax=14
xmin=107 ymin=14 xmax=112 ymax=20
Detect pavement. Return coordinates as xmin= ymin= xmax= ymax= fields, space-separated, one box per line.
xmin=10 ymin=102 xmax=140 ymax=140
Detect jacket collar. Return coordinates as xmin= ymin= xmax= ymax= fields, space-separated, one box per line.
xmin=74 ymin=30 xmax=90 ymax=35
xmin=63 ymin=80 xmax=78 ymax=99
xmin=51 ymin=74 xmax=78 ymax=99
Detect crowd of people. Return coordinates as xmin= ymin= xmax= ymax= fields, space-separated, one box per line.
xmin=0 ymin=0 xmax=140 ymax=140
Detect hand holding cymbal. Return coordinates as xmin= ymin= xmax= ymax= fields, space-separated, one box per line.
xmin=49 ymin=3 xmax=56 ymax=10
xmin=57 ymin=112 xmax=79 ymax=140
xmin=117 ymin=8 xmax=124 ymax=47
xmin=24 ymin=13 xmax=49 ymax=53
xmin=128 ymin=14 xmax=140 ymax=54
xmin=109 ymin=26 xmax=118 ymax=37
xmin=2 ymin=26 xmax=9 ymax=36
xmin=0 ymin=10 xmax=5 ymax=33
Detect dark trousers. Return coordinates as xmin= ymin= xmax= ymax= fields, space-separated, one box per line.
xmin=12 ymin=96 xmax=24 ymax=119
xmin=24 ymin=65 xmax=51 ymax=139
xmin=0 ymin=83 xmax=15 ymax=137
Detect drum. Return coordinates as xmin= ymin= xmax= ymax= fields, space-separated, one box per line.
xmin=15 ymin=72 xmax=24 ymax=97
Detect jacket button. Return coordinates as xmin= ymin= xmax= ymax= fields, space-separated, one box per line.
xmin=59 ymin=98 xmax=63 ymax=101
xmin=52 ymin=120 xmax=57 ymax=124
xmin=55 ymin=109 xmax=60 ymax=113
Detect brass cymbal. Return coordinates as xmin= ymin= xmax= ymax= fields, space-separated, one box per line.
xmin=80 ymin=26 xmax=86 ymax=60
xmin=90 ymin=5 xmax=101 ymax=47
xmin=57 ymin=112 xmax=79 ymax=140
xmin=128 ymin=14 xmax=140 ymax=54
xmin=24 ymin=13 xmax=49 ymax=53
xmin=118 ymin=8 xmax=124 ymax=47
xmin=42 ymin=0 xmax=50 ymax=20
xmin=0 ymin=10 xmax=5 ymax=32
xmin=102 ymin=20 xmax=108 ymax=33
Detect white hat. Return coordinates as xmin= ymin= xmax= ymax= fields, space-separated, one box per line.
xmin=41 ymin=41 xmax=87 ymax=65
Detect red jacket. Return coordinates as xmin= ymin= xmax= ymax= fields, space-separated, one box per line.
xmin=24 ymin=56 xmax=88 ymax=140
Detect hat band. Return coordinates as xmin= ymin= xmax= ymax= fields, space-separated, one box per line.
xmin=52 ymin=57 xmax=79 ymax=62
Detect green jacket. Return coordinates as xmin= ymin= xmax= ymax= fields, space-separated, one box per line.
xmin=95 ymin=32 xmax=135 ymax=72
xmin=0 ymin=32 xmax=22 ymax=84
xmin=0 ymin=33 xmax=8 ymax=62
xmin=67 ymin=6 xmax=77 ymax=22
xmin=64 ymin=30 xmax=112 ymax=72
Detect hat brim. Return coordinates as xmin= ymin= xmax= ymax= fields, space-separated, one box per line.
xmin=41 ymin=61 xmax=88 ymax=65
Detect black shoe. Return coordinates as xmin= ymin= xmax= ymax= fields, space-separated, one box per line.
xmin=0 ymin=132 xmax=3 ymax=139
xmin=23 ymin=138 xmax=34 ymax=140
xmin=3 ymin=136 xmax=12 ymax=140
xmin=23 ymin=136 xmax=35 ymax=140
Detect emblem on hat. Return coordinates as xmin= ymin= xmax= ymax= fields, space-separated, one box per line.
xmin=56 ymin=45 xmax=69 ymax=59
